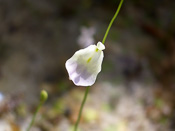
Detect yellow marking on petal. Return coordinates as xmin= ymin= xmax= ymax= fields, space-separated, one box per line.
xmin=96 ymin=48 xmax=99 ymax=52
xmin=87 ymin=57 xmax=92 ymax=63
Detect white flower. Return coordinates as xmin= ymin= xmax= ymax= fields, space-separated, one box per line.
xmin=65 ymin=42 xmax=105 ymax=86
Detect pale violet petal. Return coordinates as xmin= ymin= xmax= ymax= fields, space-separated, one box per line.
xmin=65 ymin=43 xmax=104 ymax=86
xmin=97 ymin=42 xmax=105 ymax=50
xmin=77 ymin=26 xmax=96 ymax=48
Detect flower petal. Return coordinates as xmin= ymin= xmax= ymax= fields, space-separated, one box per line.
xmin=65 ymin=43 xmax=105 ymax=86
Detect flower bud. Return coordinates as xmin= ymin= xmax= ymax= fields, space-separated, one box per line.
xmin=40 ymin=90 xmax=48 ymax=102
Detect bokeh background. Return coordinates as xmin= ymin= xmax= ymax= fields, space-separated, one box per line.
xmin=0 ymin=0 xmax=175 ymax=130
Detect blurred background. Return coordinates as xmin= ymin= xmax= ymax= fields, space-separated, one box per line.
xmin=0 ymin=0 xmax=175 ymax=130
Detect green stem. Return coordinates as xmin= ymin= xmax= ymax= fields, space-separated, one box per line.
xmin=27 ymin=101 xmax=43 ymax=131
xmin=74 ymin=1 xmax=124 ymax=130
xmin=74 ymin=86 xmax=90 ymax=131
xmin=27 ymin=90 xmax=48 ymax=131
xmin=102 ymin=0 xmax=124 ymax=44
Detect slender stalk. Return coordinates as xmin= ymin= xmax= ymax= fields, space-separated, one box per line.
xmin=102 ymin=0 xmax=124 ymax=44
xmin=74 ymin=86 xmax=90 ymax=131
xmin=27 ymin=90 xmax=48 ymax=131
xmin=74 ymin=1 xmax=124 ymax=130
xmin=27 ymin=101 xmax=43 ymax=131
